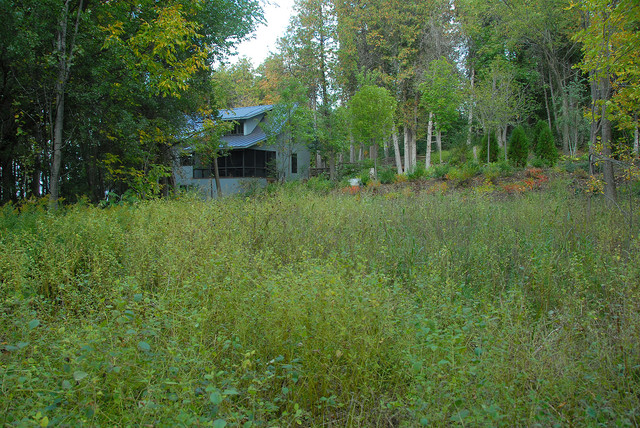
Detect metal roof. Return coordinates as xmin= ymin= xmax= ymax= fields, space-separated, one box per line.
xmin=220 ymin=105 xmax=273 ymax=120
xmin=220 ymin=124 xmax=267 ymax=148
xmin=181 ymin=105 xmax=281 ymax=150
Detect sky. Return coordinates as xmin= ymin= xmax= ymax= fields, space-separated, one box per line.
xmin=229 ymin=0 xmax=296 ymax=68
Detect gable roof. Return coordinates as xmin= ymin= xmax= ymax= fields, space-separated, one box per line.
xmin=220 ymin=105 xmax=273 ymax=120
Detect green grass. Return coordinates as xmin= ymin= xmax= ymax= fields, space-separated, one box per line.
xmin=1 ymin=183 xmax=639 ymax=426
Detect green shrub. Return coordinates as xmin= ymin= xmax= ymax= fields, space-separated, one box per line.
xmin=378 ymin=167 xmax=397 ymax=184
xmin=407 ymin=165 xmax=428 ymax=180
xmin=446 ymin=162 xmax=479 ymax=184
xmin=508 ymin=125 xmax=529 ymax=167
xmin=306 ymin=176 xmax=335 ymax=193
xmin=533 ymin=120 xmax=559 ymax=166
xmin=429 ymin=163 xmax=451 ymax=179
xmin=358 ymin=170 xmax=371 ymax=186
xmin=561 ymin=158 xmax=590 ymax=174
xmin=479 ymin=131 xmax=499 ymax=163
xmin=530 ymin=157 xmax=546 ymax=168
xmin=448 ymin=142 xmax=473 ymax=166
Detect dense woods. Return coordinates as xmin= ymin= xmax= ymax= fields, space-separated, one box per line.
xmin=1 ymin=0 xmax=638 ymax=206
xmin=0 ymin=0 xmax=262 ymax=206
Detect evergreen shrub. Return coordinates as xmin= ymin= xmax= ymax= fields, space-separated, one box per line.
xmin=508 ymin=125 xmax=529 ymax=167
xmin=534 ymin=121 xmax=559 ymax=166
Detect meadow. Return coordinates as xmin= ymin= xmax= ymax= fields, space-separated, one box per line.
xmin=1 ymin=179 xmax=639 ymax=426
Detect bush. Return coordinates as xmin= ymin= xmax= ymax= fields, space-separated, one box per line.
xmin=445 ymin=162 xmax=479 ymax=184
xmin=378 ymin=167 xmax=397 ymax=184
xmin=448 ymin=142 xmax=473 ymax=166
xmin=306 ymin=176 xmax=335 ymax=193
xmin=428 ymin=163 xmax=451 ymax=179
xmin=479 ymin=131 xmax=499 ymax=163
xmin=508 ymin=125 xmax=529 ymax=167
xmin=533 ymin=121 xmax=559 ymax=166
xmin=407 ymin=165 xmax=428 ymax=181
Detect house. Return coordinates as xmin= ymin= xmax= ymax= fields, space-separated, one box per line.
xmin=174 ymin=105 xmax=310 ymax=197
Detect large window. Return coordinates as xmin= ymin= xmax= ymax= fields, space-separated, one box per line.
xmin=193 ymin=149 xmax=276 ymax=179
xmin=291 ymin=153 xmax=298 ymax=174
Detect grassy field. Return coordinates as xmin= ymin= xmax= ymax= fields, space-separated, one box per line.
xmin=1 ymin=178 xmax=639 ymax=426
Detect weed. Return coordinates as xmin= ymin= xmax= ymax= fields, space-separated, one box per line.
xmin=1 ymin=183 xmax=639 ymax=426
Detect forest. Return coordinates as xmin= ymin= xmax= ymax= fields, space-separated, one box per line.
xmin=0 ymin=0 xmax=638 ymax=205
xmin=1 ymin=0 xmax=640 ymax=426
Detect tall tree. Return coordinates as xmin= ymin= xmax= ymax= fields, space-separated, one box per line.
xmin=419 ymin=57 xmax=462 ymax=168
xmin=349 ymin=85 xmax=396 ymax=170
xmin=574 ymin=0 xmax=640 ymax=204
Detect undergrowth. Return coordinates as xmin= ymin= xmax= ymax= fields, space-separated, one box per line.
xmin=1 ymin=184 xmax=639 ymax=426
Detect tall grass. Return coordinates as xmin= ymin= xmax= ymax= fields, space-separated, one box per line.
xmin=1 ymin=184 xmax=639 ymax=426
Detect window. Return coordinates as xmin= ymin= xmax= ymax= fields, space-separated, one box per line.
xmin=228 ymin=121 xmax=243 ymax=135
xmin=291 ymin=153 xmax=298 ymax=174
xmin=193 ymin=149 xmax=276 ymax=179
xmin=179 ymin=154 xmax=194 ymax=166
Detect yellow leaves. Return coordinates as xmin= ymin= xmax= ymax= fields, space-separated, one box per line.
xmin=100 ymin=4 xmax=207 ymax=98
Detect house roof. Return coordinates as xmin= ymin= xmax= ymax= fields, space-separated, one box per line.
xmin=220 ymin=124 xmax=268 ymax=149
xmin=220 ymin=105 xmax=273 ymax=120
xmin=182 ymin=105 xmax=281 ymax=150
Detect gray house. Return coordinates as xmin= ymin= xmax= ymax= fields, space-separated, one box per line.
xmin=174 ymin=105 xmax=310 ymax=197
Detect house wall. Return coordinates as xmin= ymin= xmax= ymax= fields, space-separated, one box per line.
xmin=244 ymin=114 xmax=264 ymax=135
xmin=175 ymin=165 xmax=269 ymax=198
xmin=275 ymin=142 xmax=310 ymax=180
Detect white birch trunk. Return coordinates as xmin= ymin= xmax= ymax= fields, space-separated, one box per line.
xmin=467 ymin=68 xmax=474 ymax=147
xmin=404 ymin=126 xmax=410 ymax=173
xmin=349 ymin=133 xmax=355 ymax=162
xmin=437 ymin=128 xmax=442 ymax=164
xmin=503 ymin=126 xmax=508 ymax=162
xmin=411 ymin=103 xmax=417 ymax=171
xmin=392 ymin=125 xmax=402 ymax=174
xmin=426 ymin=112 xmax=433 ymax=169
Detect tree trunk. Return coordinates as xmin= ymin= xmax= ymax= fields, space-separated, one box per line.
xmin=50 ymin=26 xmax=67 ymax=209
xmin=49 ymin=0 xmax=83 ymax=210
xmin=328 ymin=154 xmax=336 ymax=181
xmin=503 ymin=126 xmax=508 ymax=162
xmin=411 ymin=101 xmax=417 ymax=171
xmin=601 ymin=115 xmax=617 ymax=205
xmin=349 ymin=133 xmax=355 ymax=162
xmin=543 ymin=73 xmax=552 ymax=129
xmin=437 ymin=128 xmax=442 ymax=164
xmin=634 ymin=113 xmax=638 ymax=155
xmin=548 ymin=69 xmax=560 ymax=138
xmin=560 ymin=91 xmax=571 ymax=154
xmin=426 ymin=112 xmax=433 ymax=169
xmin=31 ymin=154 xmax=41 ymax=197
xmin=392 ymin=125 xmax=402 ymax=174
xmin=467 ymin=68 xmax=474 ymax=147
xmin=487 ymin=130 xmax=491 ymax=164
xmin=213 ymin=156 xmax=222 ymax=197
xmin=599 ymin=75 xmax=616 ymax=205
xmin=403 ymin=126 xmax=410 ymax=173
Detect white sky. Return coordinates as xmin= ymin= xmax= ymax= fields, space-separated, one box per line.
xmin=229 ymin=0 xmax=296 ymax=68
